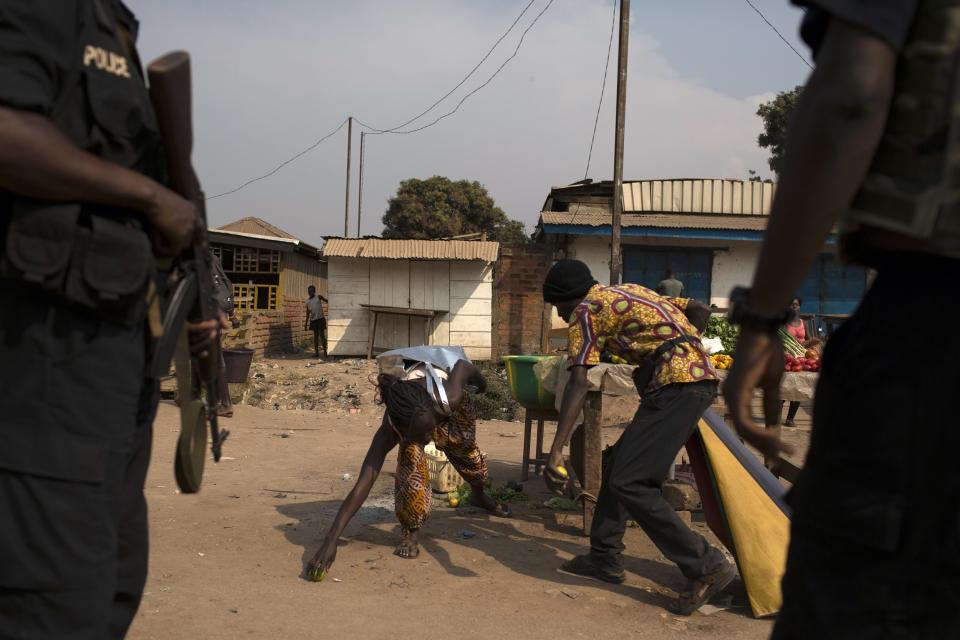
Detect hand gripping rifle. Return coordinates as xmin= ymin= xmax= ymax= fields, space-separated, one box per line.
xmin=147 ymin=51 xmax=229 ymax=493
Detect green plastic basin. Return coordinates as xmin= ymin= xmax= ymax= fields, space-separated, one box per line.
xmin=503 ymin=355 xmax=557 ymax=410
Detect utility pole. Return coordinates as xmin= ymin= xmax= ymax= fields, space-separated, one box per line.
xmin=344 ymin=116 xmax=352 ymax=237
xmin=610 ymin=0 xmax=629 ymax=285
xmin=357 ymin=132 xmax=365 ymax=237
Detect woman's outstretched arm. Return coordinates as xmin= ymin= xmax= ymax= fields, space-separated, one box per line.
xmin=305 ymin=417 xmax=398 ymax=578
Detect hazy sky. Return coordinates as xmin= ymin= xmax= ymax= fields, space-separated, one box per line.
xmin=128 ymin=0 xmax=811 ymax=246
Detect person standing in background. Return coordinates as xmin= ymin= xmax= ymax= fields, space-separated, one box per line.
xmin=305 ymin=284 xmax=327 ymax=359
xmin=657 ymin=268 xmax=684 ymax=298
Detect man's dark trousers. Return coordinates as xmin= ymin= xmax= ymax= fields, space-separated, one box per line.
xmin=589 ymin=380 xmax=726 ymax=579
xmin=0 ymin=285 xmax=158 ymax=639
xmin=773 ymin=259 xmax=960 ymax=638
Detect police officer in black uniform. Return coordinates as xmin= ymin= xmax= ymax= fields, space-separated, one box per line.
xmin=0 ymin=2 xmax=213 ymax=637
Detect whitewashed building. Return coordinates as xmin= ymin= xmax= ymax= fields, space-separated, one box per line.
xmin=321 ymin=238 xmax=498 ymax=360
xmin=536 ymin=179 xmax=868 ymax=318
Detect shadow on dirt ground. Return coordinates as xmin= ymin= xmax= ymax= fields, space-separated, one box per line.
xmin=275 ymin=457 xmax=750 ymax=617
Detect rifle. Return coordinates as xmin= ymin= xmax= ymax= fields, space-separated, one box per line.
xmin=146 ymin=51 xmax=229 ymax=493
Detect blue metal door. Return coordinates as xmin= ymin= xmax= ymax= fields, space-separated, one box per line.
xmin=796 ymin=254 xmax=867 ymax=315
xmin=623 ymin=247 xmax=713 ymax=302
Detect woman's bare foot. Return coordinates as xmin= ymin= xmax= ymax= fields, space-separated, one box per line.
xmin=469 ymin=488 xmax=512 ymax=517
xmin=394 ymin=529 xmax=420 ymax=559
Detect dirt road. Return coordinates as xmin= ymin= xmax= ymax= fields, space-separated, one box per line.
xmin=130 ymin=358 xmax=775 ymax=639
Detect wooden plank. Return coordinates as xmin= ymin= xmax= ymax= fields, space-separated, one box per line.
xmin=328 ymin=340 xmax=368 ymax=357
xmin=449 ymin=313 xmax=492 ymax=333
xmin=463 ymin=346 xmax=492 ymax=361
xmin=409 ymin=260 xmax=450 ymax=311
xmin=329 ymin=292 xmax=370 ymax=309
xmin=328 ymin=278 xmax=369 ymax=295
xmin=581 ymin=391 xmax=603 ymax=536
xmin=359 ymin=304 xmax=441 ymax=317
xmin=328 ymin=312 xmax=369 ymax=326
xmin=449 ymin=280 xmax=492 ymax=299
xmin=432 ymin=315 xmax=451 ymax=345
xmin=449 ymin=297 xmax=492 ymax=316
xmin=367 ymin=311 xmax=378 ymax=359
xmin=376 ymin=314 xmax=409 ymax=351
xmin=450 ymin=261 xmax=493 ymax=282
xmin=328 ymin=257 xmax=369 ymax=279
xmin=369 ymin=259 xmax=410 ymax=307
xmin=449 ymin=331 xmax=492 ymax=347
xmin=327 ymin=323 xmax=370 ymax=342
xmin=368 ymin=260 xmax=411 ymax=350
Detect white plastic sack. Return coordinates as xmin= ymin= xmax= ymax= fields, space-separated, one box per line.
xmin=376 ymin=345 xmax=469 ymax=377
xmin=701 ymin=336 xmax=725 ymax=355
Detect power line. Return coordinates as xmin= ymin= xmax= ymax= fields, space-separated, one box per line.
xmin=358 ymin=0 xmax=539 ymax=134
xmin=206 ymin=119 xmax=349 ymax=200
xmin=583 ymin=0 xmax=618 ymax=179
xmin=356 ymin=0 xmax=556 ymax=136
xmin=205 ymin=1 xmax=551 ymax=200
xmin=742 ymin=0 xmax=813 ymax=70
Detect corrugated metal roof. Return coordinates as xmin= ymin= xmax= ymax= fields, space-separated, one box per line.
xmin=622 ymin=179 xmax=774 ymax=215
xmin=546 ymin=179 xmax=775 ymax=216
xmin=539 ymin=211 xmax=768 ymax=231
xmin=209 ymin=228 xmax=322 ymax=257
xmin=322 ymin=238 xmax=500 ymax=262
xmin=218 ymin=217 xmax=300 ymax=239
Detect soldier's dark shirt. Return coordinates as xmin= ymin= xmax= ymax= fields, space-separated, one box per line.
xmin=792 ymin=1 xmax=920 ymax=53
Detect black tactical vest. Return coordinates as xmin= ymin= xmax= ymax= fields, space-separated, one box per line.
xmin=0 ymin=1 xmax=163 ymax=325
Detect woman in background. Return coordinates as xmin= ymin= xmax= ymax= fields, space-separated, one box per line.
xmin=782 ymin=297 xmax=806 ymax=426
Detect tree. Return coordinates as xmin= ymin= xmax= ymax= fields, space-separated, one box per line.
xmin=756 ymin=86 xmax=802 ymax=174
xmin=382 ymin=176 xmax=528 ymax=243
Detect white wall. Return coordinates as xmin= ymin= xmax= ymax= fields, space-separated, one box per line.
xmin=710 ymin=242 xmax=760 ymax=307
xmin=565 ymin=235 xmax=761 ymax=308
xmin=326 ymin=257 xmax=493 ymax=360
xmin=327 ymin=257 xmax=371 ymax=355
xmin=449 ymin=261 xmax=494 ymax=361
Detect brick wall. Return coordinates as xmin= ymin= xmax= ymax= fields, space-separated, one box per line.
xmin=243 ymin=296 xmax=328 ymax=356
xmin=493 ymin=244 xmax=551 ymax=359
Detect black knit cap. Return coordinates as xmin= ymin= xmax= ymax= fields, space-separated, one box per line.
xmin=542 ymin=259 xmax=598 ymax=303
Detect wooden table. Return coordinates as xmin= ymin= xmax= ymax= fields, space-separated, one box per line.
xmin=533 ymin=359 xmax=635 ymax=535
xmin=360 ymin=304 xmax=447 ymax=359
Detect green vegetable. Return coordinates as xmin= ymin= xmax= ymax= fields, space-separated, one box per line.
xmin=705 ymin=316 xmax=740 ymax=354
xmin=777 ymin=327 xmax=805 ymax=356
xmin=308 ymin=566 xmax=327 ymax=582
xmin=543 ymin=496 xmax=578 ymax=511
xmin=489 ymin=484 xmax=529 ymax=503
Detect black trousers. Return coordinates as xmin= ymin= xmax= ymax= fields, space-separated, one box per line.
xmin=773 ymin=258 xmax=960 ymax=639
xmin=780 ymin=400 xmax=800 ymax=423
xmin=0 ymin=285 xmax=158 ymax=639
xmin=310 ymin=318 xmax=327 ymax=354
xmin=589 ymin=380 xmax=726 ymax=579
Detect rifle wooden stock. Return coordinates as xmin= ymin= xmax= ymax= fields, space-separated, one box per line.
xmin=147 ymin=51 xmax=201 ymax=203
xmin=147 ymin=51 xmax=229 ymax=483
